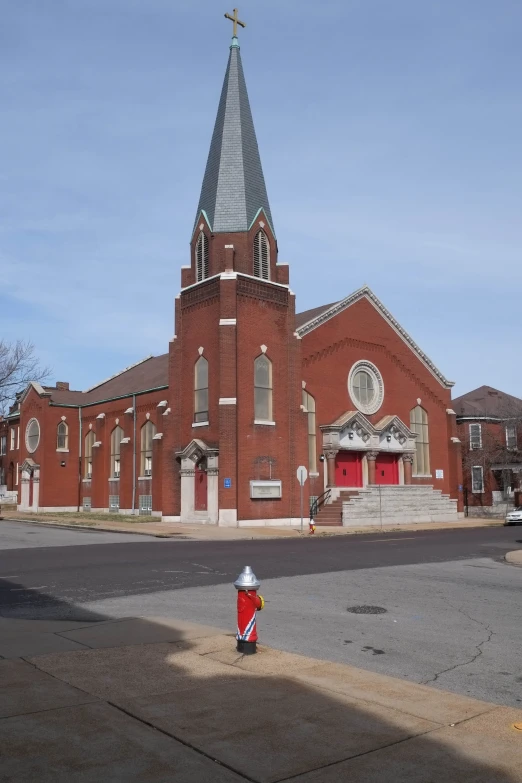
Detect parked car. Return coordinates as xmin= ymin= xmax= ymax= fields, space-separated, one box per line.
xmin=505 ymin=507 xmax=522 ymax=525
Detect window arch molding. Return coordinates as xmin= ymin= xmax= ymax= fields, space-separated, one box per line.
xmin=253 ymin=229 xmax=270 ymax=280
xmin=302 ymin=389 xmax=317 ymax=473
xmin=195 ymin=231 xmax=209 ymax=282
xmin=140 ymin=420 xmax=157 ymax=477
xmin=110 ymin=425 xmax=124 ymax=479
xmin=57 ymin=421 xmax=68 ymax=450
xmin=409 ymin=405 xmax=430 ymax=476
xmin=194 ymin=355 xmax=209 ymax=423
xmin=84 ymin=431 xmax=95 ymax=479
xmin=254 ymin=353 xmax=273 ymax=423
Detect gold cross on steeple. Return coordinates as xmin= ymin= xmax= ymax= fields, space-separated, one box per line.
xmin=224 ymin=8 xmax=246 ymax=38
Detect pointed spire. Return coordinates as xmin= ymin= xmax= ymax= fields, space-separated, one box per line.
xmin=193 ymin=37 xmax=275 ymax=236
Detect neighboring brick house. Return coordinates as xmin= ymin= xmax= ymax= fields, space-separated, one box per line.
xmin=453 ymin=386 xmax=522 ymax=513
xmin=0 ymin=407 xmax=20 ymax=503
xmin=8 ymin=31 xmax=463 ymax=525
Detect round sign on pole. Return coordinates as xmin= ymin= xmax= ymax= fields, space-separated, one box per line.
xmin=296 ymin=466 xmax=308 ymax=486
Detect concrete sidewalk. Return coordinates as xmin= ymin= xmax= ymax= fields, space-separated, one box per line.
xmin=505 ymin=549 xmax=522 ymax=566
xmin=2 ymin=512 xmax=504 ymax=540
xmin=1 ymin=615 xmax=521 ymax=782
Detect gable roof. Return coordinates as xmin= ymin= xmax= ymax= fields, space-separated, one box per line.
xmin=33 ymin=354 xmax=169 ymax=407
xmin=453 ymin=385 xmax=522 ymax=419
xmin=193 ymin=38 xmax=274 ymax=236
xmin=295 ymin=285 xmax=453 ymax=389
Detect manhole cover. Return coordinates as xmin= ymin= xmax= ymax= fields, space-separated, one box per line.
xmin=347 ymin=605 xmax=387 ymax=615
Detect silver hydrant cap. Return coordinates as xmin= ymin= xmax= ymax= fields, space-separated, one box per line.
xmin=234 ymin=565 xmax=261 ymax=590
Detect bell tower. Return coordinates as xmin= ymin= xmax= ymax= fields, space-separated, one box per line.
xmin=162 ymin=11 xmax=307 ymax=525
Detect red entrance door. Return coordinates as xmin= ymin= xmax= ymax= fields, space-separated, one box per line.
xmin=335 ymin=452 xmax=363 ymax=487
xmin=194 ymin=462 xmax=208 ymax=511
xmin=375 ymin=454 xmax=399 ymax=485
xmin=28 ymin=472 xmax=34 ymax=507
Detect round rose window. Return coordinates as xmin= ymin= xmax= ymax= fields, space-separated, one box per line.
xmin=348 ymin=361 xmax=384 ymax=415
xmin=25 ymin=418 xmax=40 ymax=453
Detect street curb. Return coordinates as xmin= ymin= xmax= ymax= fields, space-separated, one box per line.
xmin=2 ymin=516 xmax=505 ymax=542
xmin=504 ymin=550 xmax=522 ymax=566
xmin=2 ymin=517 xmax=182 ymax=539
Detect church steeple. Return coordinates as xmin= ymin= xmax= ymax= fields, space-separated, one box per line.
xmin=193 ymin=18 xmax=274 ymax=237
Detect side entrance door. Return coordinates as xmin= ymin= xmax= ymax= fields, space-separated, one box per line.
xmin=335 ymin=452 xmax=362 ymax=487
xmin=194 ymin=462 xmax=208 ymax=511
xmin=375 ymin=453 xmax=399 ymax=485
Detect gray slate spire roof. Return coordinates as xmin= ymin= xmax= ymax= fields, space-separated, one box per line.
xmin=193 ymin=38 xmax=274 ymax=236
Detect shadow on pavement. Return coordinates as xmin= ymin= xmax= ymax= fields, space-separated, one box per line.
xmin=1 ymin=581 xmax=521 ymax=782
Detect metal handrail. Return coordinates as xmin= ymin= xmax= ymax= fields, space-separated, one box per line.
xmin=310 ymin=488 xmax=331 ymax=520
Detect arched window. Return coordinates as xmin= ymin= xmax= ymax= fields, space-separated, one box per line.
xmin=195 ymin=231 xmax=209 ymax=282
xmin=57 ymin=421 xmax=68 ymax=450
xmin=140 ymin=420 xmax=157 ymax=476
xmin=254 ymin=354 xmax=273 ymax=422
xmin=302 ymin=389 xmax=317 ymax=473
xmin=410 ymin=406 xmax=430 ymax=476
xmin=84 ymin=431 xmax=95 ymax=479
xmin=253 ymin=230 xmax=270 ymax=280
xmin=194 ymin=356 xmax=209 ymax=423
xmin=110 ymin=426 xmax=124 ymax=479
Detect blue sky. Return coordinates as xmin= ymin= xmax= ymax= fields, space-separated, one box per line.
xmin=1 ymin=0 xmax=521 ymax=398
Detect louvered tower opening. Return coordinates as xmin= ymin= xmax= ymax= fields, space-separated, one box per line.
xmin=253 ymin=230 xmax=270 ymax=280
xmin=195 ymin=232 xmax=209 ymax=281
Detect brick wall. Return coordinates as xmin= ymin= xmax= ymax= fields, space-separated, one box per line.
xmin=300 ymin=297 xmax=458 ymax=502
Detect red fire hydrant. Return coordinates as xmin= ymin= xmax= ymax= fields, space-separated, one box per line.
xmin=234 ymin=566 xmax=264 ymax=655
xmin=309 ymin=520 xmax=316 ymax=535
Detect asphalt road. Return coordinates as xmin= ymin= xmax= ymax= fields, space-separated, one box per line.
xmin=1 ymin=520 xmax=521 ymax=707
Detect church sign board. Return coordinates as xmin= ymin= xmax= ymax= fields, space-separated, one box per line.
xmin=250 ymin=480 xmax=282 ymax=499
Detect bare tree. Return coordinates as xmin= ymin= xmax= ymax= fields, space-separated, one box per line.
xmin=0 ymin=340 xmax=51 ymax=414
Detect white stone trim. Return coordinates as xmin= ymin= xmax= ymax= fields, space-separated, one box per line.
xmin=96 ymin=412 xmax=105 ymax=420
xmin=220 ymin=272 xmax=237 ymax=280
xmin=192 ymin=421 xmax=209 ymax=427
xmin=296 ymin=286 xmax=454 ymax=388
xmin=25 ymin=418 xmax=41 ymax=454
xmin=348 ymin=360 xmax=384 ymax=415
xmin=152 ymin=433 xmax=163 ymax=440
xmin=219 ymin=318 xmax=237 ymax=325
xmin=56 ymin=448 xmax=69 ymax=453
xmin=254 ymin=419 xmax=276 ymax=426
xmin=157 ymin=400 xmax=168 ymax=408
xmin=219 ymin=398 xmax=237 ymax=405
xmin=218 ymin=508 xmax=237 ymax=526
xmin=235 ymin=271 xmax=289 ymax=290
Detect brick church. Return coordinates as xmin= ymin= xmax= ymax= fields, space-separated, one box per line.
xmin=0 ymin=26 xmax=464 ymax=526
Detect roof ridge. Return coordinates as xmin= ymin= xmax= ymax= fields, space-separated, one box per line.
xmin=296 ymin=285 xmax=453 ymax=389
xmin=83 ymin=355 xmax=155 ymax=393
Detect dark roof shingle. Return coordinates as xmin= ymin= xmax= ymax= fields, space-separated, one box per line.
xmin=46 ymin=354 xmax=169 ymax=407
xmin=453 ymin=385 xmax=522 ymax=418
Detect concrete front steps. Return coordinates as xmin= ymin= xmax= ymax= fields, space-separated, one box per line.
xmin=342 ymin=484 xmax=459 ymax=526
xmin=313 ymin=491 xmax=361 ymax=526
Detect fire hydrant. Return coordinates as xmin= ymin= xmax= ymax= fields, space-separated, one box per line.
xmin=309 ymin=520 xmax=316 ymax=535
xmin=234 ymin=566 xmax=264 ymax=655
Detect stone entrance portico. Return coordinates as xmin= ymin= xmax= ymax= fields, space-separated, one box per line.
xmin=321 ymin=411 xmax=417 ymax=494
xmin=19 ymin=458 xmax=40 ymax=512
xmin=177 ymin=439 xmax=219 ymax=524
